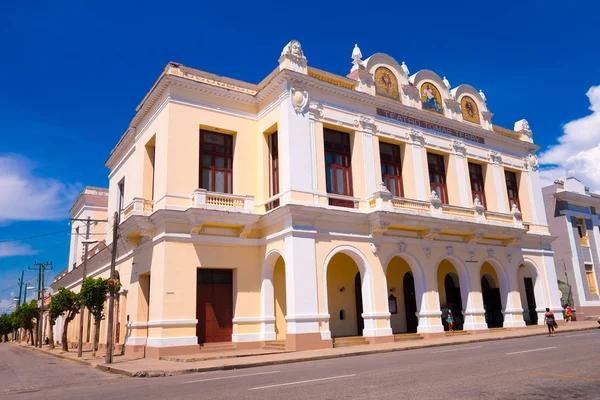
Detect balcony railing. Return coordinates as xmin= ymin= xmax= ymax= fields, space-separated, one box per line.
xmin=368 ymin=188 xmax=523 ymax=227
xmin=122 ymin=198 xmax=154 ymax=220
xmin=391 ymin=198 xmax=431 ymax=213
xmin=442 ymin=204 xmax=477 ymax=219
xmin=192 ymin=188 xmax=254 ymax=213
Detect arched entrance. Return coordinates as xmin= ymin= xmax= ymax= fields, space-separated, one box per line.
xmin=403 ymin=273 xmax=418 ymax=333
xmin=326 ymin=253 xmax=365 ymax=337
xmin=480 ymin=262 xmax=504 ymax=328
xmin=518 ymin=263 xmax=543 ymax=325
xmin=386 ymin=256 xmax=418 ymax=333
xmin=438 ymin=260 xmax=464 ymax=331
xmin=481 ymin=274 xmax=503 ymax=328
xmin=273 ymin=256 xmax=287 ymax=339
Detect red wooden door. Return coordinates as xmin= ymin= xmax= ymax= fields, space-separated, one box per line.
xmin=196 ymin=270 xmax=233 ymax=344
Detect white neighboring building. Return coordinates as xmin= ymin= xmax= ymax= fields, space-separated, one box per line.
xmin=544 ymin=177 xmax=600 ymax=319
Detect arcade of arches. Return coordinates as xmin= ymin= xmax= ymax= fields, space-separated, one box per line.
xmin=264 ymin=249 xmax=555 ymax=345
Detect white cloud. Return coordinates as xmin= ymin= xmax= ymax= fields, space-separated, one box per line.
xmin=0 ymin=154 xmax=80 ymax=222
xmin=0 ymin=242 xmax=37 ymax=258
xmin=539 ymin=86 xmax=600 ymax=192
xmin=0 ymin=298 xmax=16 ymax=313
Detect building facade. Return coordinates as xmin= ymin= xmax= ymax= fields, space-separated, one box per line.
xmin=544 ymin=177 xmax=600 ymax=319
xmin=52 ymin=40 xmax=563 ymax=358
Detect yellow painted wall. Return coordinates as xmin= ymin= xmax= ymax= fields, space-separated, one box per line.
xmin=273 ymin=257 xmax=287 ymax=339
xmin=327 ymin=253 xmax=360 ymax=337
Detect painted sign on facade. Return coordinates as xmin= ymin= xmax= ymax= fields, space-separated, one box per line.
xmin=376 ymin=108 xmax=485 ymax=144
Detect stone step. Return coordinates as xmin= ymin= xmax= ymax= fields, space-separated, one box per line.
xmin=263 ymin=340 xmax=286 ymax=350
xmin=199 ymin=342 xmax=237 ymax=352
xmin=446 ymin=330 xmax=470 ymax=336
xmin=333 ymin=336 xmax=368 ymax=348
xmin=394 ymin=333 xmax=424 ymax=342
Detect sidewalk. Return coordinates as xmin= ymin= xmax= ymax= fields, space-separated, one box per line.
xmin=15 ymin=321 xmax=599 ymax=378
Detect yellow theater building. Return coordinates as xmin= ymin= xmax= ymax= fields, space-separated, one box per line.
xmin=52 ymin=40 xmax=563 ymax=358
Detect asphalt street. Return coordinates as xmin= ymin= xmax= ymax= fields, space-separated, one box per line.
xmin=1 ymin=330 xmax=599 ymax=399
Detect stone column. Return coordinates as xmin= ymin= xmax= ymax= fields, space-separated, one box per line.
xmin=463 ymin=264 xmax=487 ymax=331
xmin=408 ymin=129 xmax=428 ymax=201
xmin=354 ymin=116 xmax=379 ymax=197
xmin=542 ymin=252 xmax=565 ymax=320
xmin=284 ymin=230 xmax=330 ymax=350
xmin=451 ymin=141 xmax=470 ymax=207
xmin=416 ymin=256 xmax=444 ymax=335
xmin=278 ymin=86 xmax=314 ymax=204
xmin=489 ymin=152 xmax=509 ymax=213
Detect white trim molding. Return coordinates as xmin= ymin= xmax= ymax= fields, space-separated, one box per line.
xmin=146 ymin=319 xmax=198 ymax=328
xmin=232 ymin=316 xmax=275 ymax=324
xmin=232 ymin=333 xmax=263 ymax=343
xmin=125 ymin=337 xmax=148 ymax=345
xmin=146 ymin=336 xmax=198 ymax=347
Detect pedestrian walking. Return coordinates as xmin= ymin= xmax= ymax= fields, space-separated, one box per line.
xmin=447 ymin=309 xmax=454 ymax=333
xmin=543 ymin=307 xmax=556 ymax=337
xmin=564 ymin=304 xmax=573 ymax=322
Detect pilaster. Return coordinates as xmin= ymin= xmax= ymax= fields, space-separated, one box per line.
xmin=489 ymin=152 xmax=509 ymax=213
xmin=284 ymin=231 xmax=331 ymax=350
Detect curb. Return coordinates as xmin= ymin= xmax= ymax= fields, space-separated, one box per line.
xmin=91 ymin=325 xmax=600 ymax=378
xmin=15 ymin=343 xmax=95 ymax=367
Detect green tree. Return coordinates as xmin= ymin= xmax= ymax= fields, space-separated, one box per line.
xmin=47 ymin=294 xmax=63 ymax=350
xmin=14 ymin=301 xmax=38 ymax=346
xmin=0 ymin=313 xmax=13 ymax=342
xmin=50 ymin=288 xmax=80 ymax=352
xmin=80 ymin=277 xmax=109 ymax=356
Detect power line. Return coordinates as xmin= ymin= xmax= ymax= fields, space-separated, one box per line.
xmin=0 ymin=229 xmax=71 ymax=243
xmin=0 ymin=229 xmax=109 ymax=244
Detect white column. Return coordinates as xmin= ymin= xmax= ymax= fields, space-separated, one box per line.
xmin=284 ymin=232 xmax=322 ymax=336
xmin=409 ymin=129 xmax=427 ymax=201
xmin=542 ymin=252 xmax=565 ymax=320
xmin=362 ymin=131 xmax=377 ymax=196
xmin=279 ymin=89 xmax=315 ymax=203
xmin=563 ymin=214 xmax=588 ymax=306
xmin=490 ymin=154 xmax=509 ymax=213
xmin=463 ymin=267 xmax=487 ymax=331
xmin=416 ymin=263 xmax=444 ymax=334
xmin=452 ymin=142 xmax=469 ymax=207
xmin=308 ymin=102 xmax=322 ymax=204
xmin=525 ymin=168 xmax=548 ymax=226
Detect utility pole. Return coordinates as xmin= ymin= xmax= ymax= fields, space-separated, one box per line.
xmin=105 ymin=211 xmax=119 ymax=364
xmin=17 ymin=271 xmax=24 ymax=307
xmin=15 ymin=271 xmax=24 ymax=341
xmin=77 ymin=216 xmax=91 ymax=358
xmin=29 ymin=261 xmax=52 ymax=348
xmin=68 ymin=216 xmax=106 ymax=357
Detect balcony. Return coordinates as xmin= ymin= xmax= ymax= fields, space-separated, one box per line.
xmin=368 ymin=188 xmax=524 ymax=228
xmin=580 ymin=236 xmax=590 ymax=248
xmin=122 ymin=197 xmax=154 ymax=220
xmin=192 ymin=188 xmax=254 ymax=213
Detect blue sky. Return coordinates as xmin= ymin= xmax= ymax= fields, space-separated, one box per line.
xmin=1 ymin=1 xmax=600 ymax=311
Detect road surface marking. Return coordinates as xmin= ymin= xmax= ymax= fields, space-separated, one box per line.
xmin=183 ymin=370 xmax=280 ymax=384
xmin=506 ymin=346 xmax=556 ymax=355
xmin=249 ymin=374 xmax=357 ymax=390
xmin=565 ymin=332 xmax=598 ymax=338
xmin=533 ymin=372 xmax=600 ymax=382
xmin=432 ymin=346 xmax=482 ymax=354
